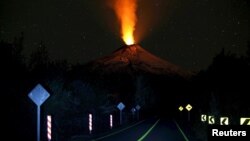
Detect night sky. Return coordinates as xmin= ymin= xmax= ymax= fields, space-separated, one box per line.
xmin=1 ymin=0 xmax=249 ymax=70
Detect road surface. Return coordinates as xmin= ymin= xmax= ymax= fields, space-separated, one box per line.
xmin=92 ymin=117 xmax=189 ymax=141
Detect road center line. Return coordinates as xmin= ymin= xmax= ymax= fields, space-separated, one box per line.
xmin=137 ymin=119 xmax=160 ymax=141
xmin=92 ymin=120 xmax=146 ymax=141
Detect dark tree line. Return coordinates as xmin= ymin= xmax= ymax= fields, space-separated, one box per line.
xmin=1 ymin=35 xmax=70 ymax=141
xmin=193 ymin=44 xmax=250 ymax=116
xmin=188 ymin=43 xmax=250 ymax=141
xmin=1 ymin=35 xmax=114 ymax=141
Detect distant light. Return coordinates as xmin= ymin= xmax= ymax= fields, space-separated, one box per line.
xmin=89 ymin=114 xmax=92 ymax=133
xmin=47 ymin=115 xmax=52 ymax=141
xmin=110 ymin=114 xmax=113 ymax=129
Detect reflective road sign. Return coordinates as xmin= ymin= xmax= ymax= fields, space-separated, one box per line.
xmin=185 ymin=104 xmax=192 ymax=111
xmin=179 ymin=106 xmax=184 ymax=111
xmin=201 ymin=114 xmax=207 ymax=122
xmin=117 ymin=102 xmax=125 ymax=111
xmin=28 ymin=84 xmax=50 ymax=106
xmin=240 ymin=117 xmax=250 ymax=125
xmin=208 ymin=116 xmax=215 ymax=124
xmin=220 ymin=117 xmax=229 ymax=125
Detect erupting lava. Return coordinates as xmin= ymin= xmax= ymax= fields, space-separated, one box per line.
xmin=112 ymin=0 xmax=137 ymax=45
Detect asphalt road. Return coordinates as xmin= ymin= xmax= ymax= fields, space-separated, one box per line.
xmin=92 ymin=118 xmax=188 ymax=141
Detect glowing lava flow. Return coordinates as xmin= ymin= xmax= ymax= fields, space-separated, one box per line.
xmin=112 ymin=0 xmax=137 ymax=45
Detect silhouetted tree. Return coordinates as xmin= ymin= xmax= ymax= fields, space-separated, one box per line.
xmin=29 ymin=41 xmax=51 ymax=80
xmin=134 ymin=75 xmax=154 ymax=110
xmin=0 ymin=34 xmax=35 ymax=141
xmin=246 ymin=41 xmax=250 ymax=58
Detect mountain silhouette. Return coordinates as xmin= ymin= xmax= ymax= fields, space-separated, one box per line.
xmin=86 ymin=44 xmax=190 ymax=78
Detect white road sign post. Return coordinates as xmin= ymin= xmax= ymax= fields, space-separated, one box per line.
xmin=178 ymin=106 xmax=184 ymax=118
xmin=28 ymin=84 xmax=50 ymax=141
xmin=89 ymin=114 xmax=92 ymax=134
xmin=117 ymin=102 xmax=125 ymax=125
xmin=47 ymin=115 xmax=52 ymax=141
xmin=135 ymin=105 xmax=141 ymax=120
xmin=110 ymin=114 xmax=113 ymax=129
xmin=131 ymin=108 xmax=136 ymax=120
xmin=185 ymin=104 xmax=192 ymax=122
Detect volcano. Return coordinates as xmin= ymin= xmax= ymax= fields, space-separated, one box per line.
xmin=86 ymin=44 xmax=189 ymax=78
xmin=69 ymin=44 xmax=191 ymax=117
